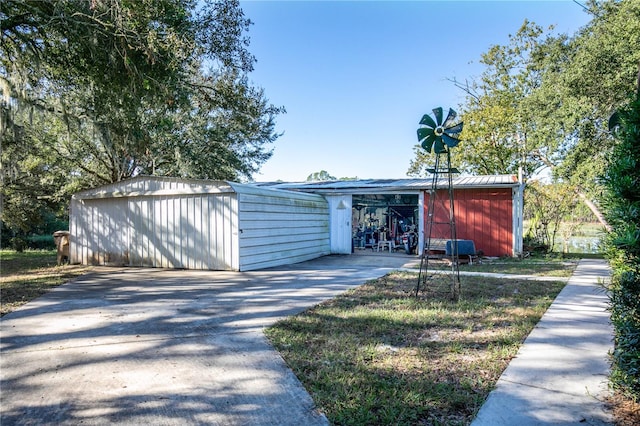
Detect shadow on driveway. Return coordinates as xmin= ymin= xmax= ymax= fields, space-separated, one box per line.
xmin=1 ymin=254 xmax=414 ymax=425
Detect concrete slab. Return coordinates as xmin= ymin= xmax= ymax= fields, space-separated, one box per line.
xmin=1 ymin=254 xmax=414 ymax=425
xmin=471 ymin=258 xmax=614 ymax=426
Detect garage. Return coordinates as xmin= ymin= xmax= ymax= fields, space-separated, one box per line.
xmin=264 ymin=175 xmax=523 ymax=258
xmin=70 ymin=176 xmax=330 ymax=271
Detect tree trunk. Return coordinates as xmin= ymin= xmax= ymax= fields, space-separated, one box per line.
xmin=577 ymin=191 xmax=612 ymax=232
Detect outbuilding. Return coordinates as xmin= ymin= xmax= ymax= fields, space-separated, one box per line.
xmin=70 ymin=174 xmax=523 ymax=272
xmin=261 ymin=175 xmax=524 ymax=258
xmin=70 ymin=176 xmax=330 ymax=271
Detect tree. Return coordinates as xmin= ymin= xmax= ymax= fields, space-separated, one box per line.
xmin=1 ymin=0 xmax=284 ymax=234
xmin=408 ymin=21 xmax=555 ymax=180
xmin=524 ymin=181 xmax=579 ymax=253
xmin=306 ymin=170 xmax=336 ymax=182
xmin=602 ymin=88 xmax=640 ymax=402
xmin=408 ymin=0 xmax=640 ymax=229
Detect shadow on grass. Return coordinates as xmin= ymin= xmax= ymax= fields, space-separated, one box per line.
xmin=266 ymin=272 xmax=566 ymax=425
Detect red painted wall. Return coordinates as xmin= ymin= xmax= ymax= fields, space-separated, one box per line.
xmin=424 ymin=188 xmax=513 ymax=257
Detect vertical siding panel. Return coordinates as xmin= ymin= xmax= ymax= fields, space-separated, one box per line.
xmin=145 ymin=197 xmax=152 ymax=266
xmin=106 ymin=200 xmax=112 ymax=263
xmin=139 ymin=198 xmax=147 ymax=266
xmin=83 ymin=202 xmax=90 ymax=264
xmin=503 ymin=190 xmax=512 ymax=255
xmin=457 ymin=190 xmax=466 ymax=241
xmin=483 ymin=192 xmax=492 ymax=254
xmin=174 ymin=197 xmax=180 ymax=268
xmin=126 ymin=198 xmax=132 ymax=266
xmin=214 ymin=195 xmax=222 ymax=270
xmin=157 ymin=197 xmax=164 ymax=268
xmin=224 ymin=195 xmax=232 ymax=269
xmin=165 ymin=197 xmax=173 ymax=267
xmin=219 ymin=195 xmax=226 ymax=269
xmin=95 ymin=201 xmax=102 ymax=264
xmin=184 ymin=196 xmax=191 ymax=269
xmin=220 ymin=195 xmax=230 ymax=270
xmin=130 ymin=198 xmax=137 ymax=266
xmin=126 ymin=198 xmax=134 ymax=266
xmin=230 ymin=195 xmax=239 ymax=270
xmin=473 ymin=192 xmax=481 ymax=246
xmin=87 ymin=202 xmax=93 ymax=264
xmin=133 ymin=198 xmax=142 ymax=266
xmin=177 ymin=197 xmax=184 ymax=268
xmin=195 ymin=196 xmax=203 ymax=270
xmin=91 ymin=202 xmax=98 ymax=264
xmin=211 ymin=196 xmax=218 ymax=270
xmin=169 ymin=196 xmax=176 ymax=268
xmin=189 ymin=196 xmax=196 ymax=269
xmin=158 ymin=196 xmax=165 ymax=268
xmin=162 ymin=196 xmax=170 ymax=268
xmin=203 ymin=196 xmax=210 ymax=269
xmin=206 ymin=196 xmax=213 ymax=269
xmin=200 ymin=196 xmax=206 ymax=269
xmin=149 ymin=197 xmax=156 ymax=266
xmin=496 ymin=191 xmax=505 ymax=254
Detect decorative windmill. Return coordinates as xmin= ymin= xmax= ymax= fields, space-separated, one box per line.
xmin=415 ymin=107 xmax=463 ymax=301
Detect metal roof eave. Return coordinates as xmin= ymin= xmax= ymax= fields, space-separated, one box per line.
xmin=255 ymin=175 xmax=521 ymax=194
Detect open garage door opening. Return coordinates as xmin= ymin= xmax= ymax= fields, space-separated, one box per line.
xmin=352 ymin=194 xmax=419 ymax=254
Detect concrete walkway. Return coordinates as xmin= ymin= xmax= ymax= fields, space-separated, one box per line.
xmin=0 ymin=254 xmax=413 ymax=425
xmin=472 ymin=258 xmax=614 ymax=425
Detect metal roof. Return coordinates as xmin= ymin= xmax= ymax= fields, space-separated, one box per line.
xmin=254 ymin=175 xmax=520 ymax=194
xmin=72 ymin=175 xmax=521 ymax=200
xmin=72 ymin=175 xmax=324 ymax=200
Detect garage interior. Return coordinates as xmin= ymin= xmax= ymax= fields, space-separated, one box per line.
xmin=352 ymin=194 xmax=419 ymax=253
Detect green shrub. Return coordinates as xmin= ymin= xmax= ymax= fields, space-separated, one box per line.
xmin=26 ymin=235 xmax=57 ymax=250
xmin=603 ymin=93 xmax=640 ymax=401
xmin=9 ymin=237 xmax=27 ymax=252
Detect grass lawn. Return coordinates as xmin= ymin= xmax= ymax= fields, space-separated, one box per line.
xmin=406 ymin=254 xmax=584 ymax=277
xmin=266 ymin=270 xmax=569 ymax=425
xmin=0 ymin=250 xmax=91 ymax=316
xmin=463 ymin=255 xmax=581 ymax=277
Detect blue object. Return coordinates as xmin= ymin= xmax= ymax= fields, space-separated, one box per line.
xmin=446 ymin=240 xmax=476 ymax=256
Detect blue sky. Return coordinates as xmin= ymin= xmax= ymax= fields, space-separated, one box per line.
xmin=240 ymin=0 xmax=592 ymax=182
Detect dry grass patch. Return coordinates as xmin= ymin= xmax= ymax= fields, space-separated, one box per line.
xmin=266 ymin=271 xmax=566 ymax=425
xmin=1 ymin=250 xmax=91 ymax=316
xmin=607 ymin=392 xmax=640 ymax=425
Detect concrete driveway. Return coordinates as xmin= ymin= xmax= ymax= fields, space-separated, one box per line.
xmin=1 ymin=254 xmax=416 ymax=425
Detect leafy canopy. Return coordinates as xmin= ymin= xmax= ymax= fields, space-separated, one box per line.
xmin=408 ymin=0 xmax=640 ymax=191
xmin=1 ymin=0 xmax=284 ymax=233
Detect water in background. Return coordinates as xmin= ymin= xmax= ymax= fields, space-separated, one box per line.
xmin=556 ymin=236 xmax=602 ymax=254
xmin=554 ymin=222 xmax=605 ymax=254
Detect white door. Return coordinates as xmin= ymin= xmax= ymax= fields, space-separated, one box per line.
xmin=327 ymin=195 xmax=352 ymax=254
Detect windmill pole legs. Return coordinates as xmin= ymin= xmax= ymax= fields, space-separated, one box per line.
xmin=415 ymin=150 xmax=461 ymax=301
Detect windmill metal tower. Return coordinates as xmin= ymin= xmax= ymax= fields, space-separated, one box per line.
xmin=414 ymin=107 xmax=464 ymax=301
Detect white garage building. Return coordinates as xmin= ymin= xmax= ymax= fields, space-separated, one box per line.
xmin=69 ymin=176 xmax=330 ymax=271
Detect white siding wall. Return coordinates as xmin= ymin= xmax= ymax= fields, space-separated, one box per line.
xmin=70 ymin=197 xmax=128 ymax=266
xmin=125 ymin=194 xmax=239 ymax=270
xmin=236 ymin=185 xmax=330 ymax=271
xmin=70 ymin=176 xmax=329 ymax=271
xmin=70 ymin=178 xmax=240 ymax=270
